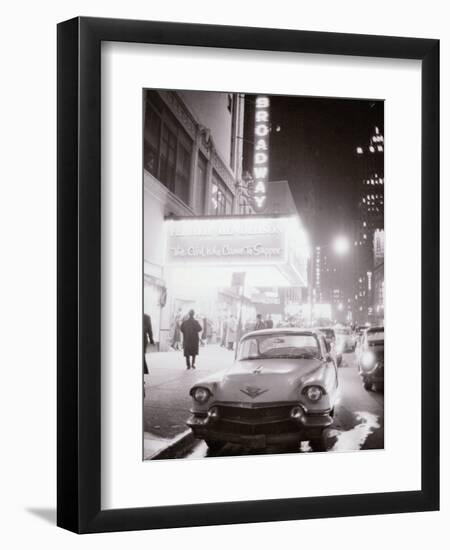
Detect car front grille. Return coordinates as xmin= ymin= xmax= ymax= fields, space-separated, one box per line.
xmin=213 ymin=419 xmax=297 ymax=436
xmin=211 ymin=405 xmax=297 ymax=435
xmin=216 ymin=405 xmax=294 ymax=424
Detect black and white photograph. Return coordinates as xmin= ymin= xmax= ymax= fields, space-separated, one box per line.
xmin=143 ymin=90 xmax=385 ymax=459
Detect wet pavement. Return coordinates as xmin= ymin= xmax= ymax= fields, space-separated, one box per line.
xmin=143 ymin=344 xmax=234 ymax=458
xmin=179 ymin=351 xmax=384 ymax=458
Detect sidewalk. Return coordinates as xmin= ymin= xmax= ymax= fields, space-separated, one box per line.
xmin=143 ymin=344 xmax=234 ymax=459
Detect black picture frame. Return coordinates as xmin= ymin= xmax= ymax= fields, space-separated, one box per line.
xmin=57 ymin=16 xmax=439 ymax=533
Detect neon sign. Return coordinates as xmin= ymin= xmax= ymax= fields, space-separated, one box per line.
xmin=252 ymin=96 xmax=270 ymax=211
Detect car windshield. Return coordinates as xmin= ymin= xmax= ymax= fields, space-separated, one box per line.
xmin=238 ymin=333 xmax=320 ymax=361
xmin=335 ymin=327 xmax=351 ymax=335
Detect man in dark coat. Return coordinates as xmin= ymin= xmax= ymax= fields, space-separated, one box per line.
xmin=180 ymin=309 xmax=202 ymax=369
xmin=143 ymin=313 xmax=154 ymax=375
xmin=265 ymin=315 xmax=274 ymax=329
xmin=254 ymin=313 xmax=266 ymax=331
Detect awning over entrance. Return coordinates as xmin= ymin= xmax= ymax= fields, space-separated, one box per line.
xmin=164 ymin=215 xmax=310 ymax=288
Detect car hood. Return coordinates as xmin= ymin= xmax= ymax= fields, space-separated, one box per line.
xmin=204 ymin=358 xmax=327 ymax=403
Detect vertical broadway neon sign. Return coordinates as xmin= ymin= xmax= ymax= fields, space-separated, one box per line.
xmin=252 ymin=96 xmax=270 ymax=211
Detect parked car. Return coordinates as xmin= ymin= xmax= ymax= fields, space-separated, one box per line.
xmin=317 ymin=327 xmax=343 ymax=367
xmin=335 ymin=326 xmax=356 ymax=353
xmin=187 ymin=328 xmax=339 ymax=452
xmin=357 ymin=326 xmax=384 ymax=391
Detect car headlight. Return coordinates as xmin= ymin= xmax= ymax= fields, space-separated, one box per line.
xmin=304 ymin=385 xmax=323 ymax=402
xmin=361 ymin=351 xmax=375 ymax=369
xmin=192 ymin=387 xmax=211 ymax=404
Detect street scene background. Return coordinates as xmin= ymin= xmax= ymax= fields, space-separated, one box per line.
xmin=142 ymin=89 xmax=384 ymax=459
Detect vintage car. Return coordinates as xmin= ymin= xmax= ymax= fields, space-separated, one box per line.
xmin=357 ymin=326 xmax=384 ymax=391
xmin=187 ymin=329 xmax=340 ymax=452
xmin=317 ymin=327 xmax=343 ymax=367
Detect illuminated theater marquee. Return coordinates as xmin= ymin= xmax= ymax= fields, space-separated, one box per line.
xmin=252 ymin=96 xmax=270 ymax=211
xmin=166 ymin=217 xmax=287 ymax=266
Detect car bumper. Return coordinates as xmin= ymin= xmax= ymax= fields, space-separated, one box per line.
xmin=187 ymin=409 xmax=333 ymax=447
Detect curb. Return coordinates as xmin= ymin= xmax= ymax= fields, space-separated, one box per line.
xmin=151 ymin=429 xmax=196 ymax=460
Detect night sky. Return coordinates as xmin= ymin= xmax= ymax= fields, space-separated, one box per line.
xmin=243 ymin=94 xmax=384 ymax=294
xmin=243 ymin=95 xmax=384 ymax=245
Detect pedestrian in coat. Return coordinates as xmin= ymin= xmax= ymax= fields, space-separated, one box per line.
xmin=170 ymin=308 xmax=182 ymax=350
xmin=180 ymin=310 xmax=202 ymax=369
xmin=227 ymin=315 xmax=237 ymax=351
xmin=143 ymin=313 xmax=154 ymax=374
xmin=220 ymin=317 xmax=228 ymax=347
xmin=254 ymin=313 xmax=266 ymax=331
xmin=265 ymin=315 xmax=274 ymax=329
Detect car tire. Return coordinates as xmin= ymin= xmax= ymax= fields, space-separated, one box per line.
xmin=309 ymin=432 xmax=328 ymax=452
xmin=205 ymin=439 xmax=225 ymax=452
xmin=363 ymin=379 xmax=372 ymax=391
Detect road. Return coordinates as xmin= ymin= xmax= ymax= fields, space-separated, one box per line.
xmin=180 ymin=351 xmax=384 ymax=458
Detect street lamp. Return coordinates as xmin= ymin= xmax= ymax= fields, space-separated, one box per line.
xmin=332 ymin=235 xmax=351 ymax=255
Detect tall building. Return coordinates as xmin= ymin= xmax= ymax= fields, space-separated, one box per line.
xmin=373 ymin=229 xmax=385 ymax=325
xmin=143 ymin=91 xmax=309 ymax=349
xmin=354 ymin=125 xmax=384 ymax=324
xmin=143 ymin=90 xmax=246 ymax=347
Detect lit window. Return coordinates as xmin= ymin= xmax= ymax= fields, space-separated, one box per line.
xmin=356 ymin=147 xmax=363 ymax=154
xmin=375 ymin=126 xmax=379 ymax=134
xmin=369 ymin=146 xmax=375 ymax=153
xmin=363 ymin=221 xmax=367 ymax=227
xmin=377 ymin=145 xmax=383 ymax=152
xmin=363 ymin=234 xmax=367 ymax=239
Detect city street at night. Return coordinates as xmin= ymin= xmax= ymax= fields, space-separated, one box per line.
xmin=144 ymin=346 xmax=384 ymax=459
xmin=143 ymin=89 xmax=385 ymax=460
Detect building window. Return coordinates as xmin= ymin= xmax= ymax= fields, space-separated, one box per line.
xmin=144 ymin=105 xmax=161 ymax=177
xmin=211 ymin=174 xmax=232 ymax=215
xmin=159 ymin=125 xmax=177 ymax=192
xmin=144 ymin=93 xmax=196 ymax=206
xmin=195 ymin=155 xmax=207 ymax=214
xmin=175 ymin=141 xmax=191 ymax=204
